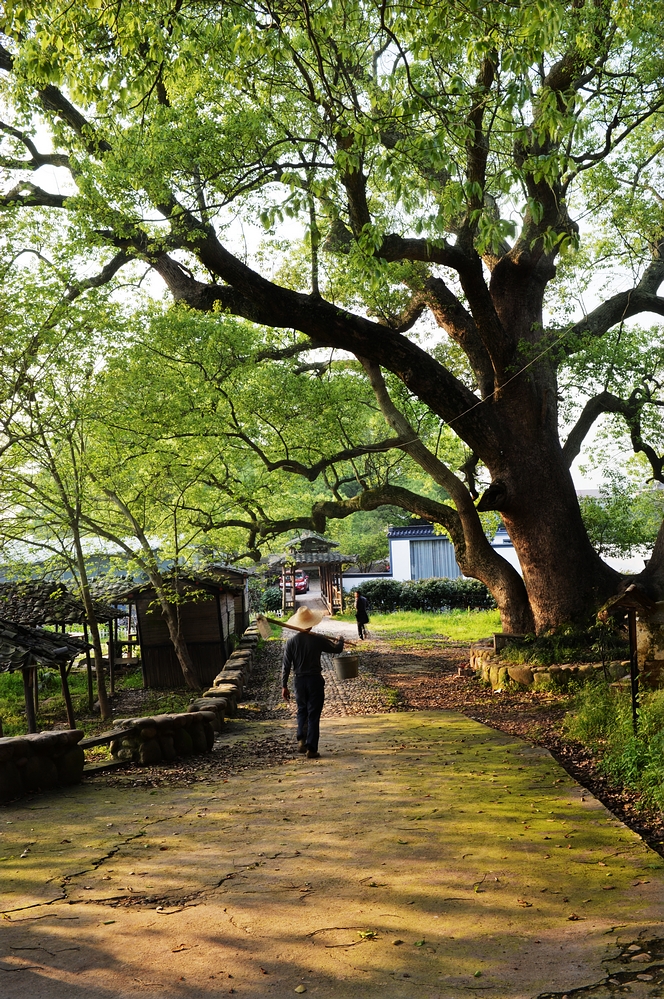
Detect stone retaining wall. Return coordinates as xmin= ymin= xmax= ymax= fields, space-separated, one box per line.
xmin=0 ymin=730 xmax=85 ymax=802
xmin=470 ymin=641 xmax=631 ymax=690
xmin=110 ymin=710 xmax=216 ymax=764
xmin=110 ymin=624 xmax=261 ymax=764
xmin=111 ymin=625 xmax=261 ymax=759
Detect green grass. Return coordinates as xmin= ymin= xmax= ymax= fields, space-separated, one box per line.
xmin=564 ymin=680 xmax=664 ymax=810
xmin=501 ymin=626 xmax=629 ymax=666
xmin=0 ymin=667 xmax=107 ymax=738
xmin=0 ymin=663 xmax=191 ymax=738
xmin=339 ymin=608 xmax=501 ymax=642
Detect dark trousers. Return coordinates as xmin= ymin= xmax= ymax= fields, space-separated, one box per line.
xmin=294 ymin=673 xmax=325 ymax=753
xmin=356 ymin=617 xmax=368 ymax=639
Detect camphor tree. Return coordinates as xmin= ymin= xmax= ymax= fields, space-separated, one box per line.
xmin=4 ymin=1 xmax=664 ymax=632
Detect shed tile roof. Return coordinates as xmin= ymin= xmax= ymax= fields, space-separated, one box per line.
xmin=94 ymin=566 xmax=250 ymax=602
xmin=270 ymin=552 xmax=357 ymax=566
xmin=0 ymin=581 xmax=121 ymax=625
xmin=0 ymin=618 xmax=88 ymax=672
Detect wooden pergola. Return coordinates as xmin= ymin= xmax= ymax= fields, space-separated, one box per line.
xmin=273 ymin=533 xmax=357 ymax=615
xmin=0 ymin=618 xmax=89 ymax=733
xmin=0 ymin=581 xmax=122 ymax=709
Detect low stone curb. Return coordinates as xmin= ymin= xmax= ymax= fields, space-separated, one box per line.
xmin=470 ymin=641 xmax=631 ymax=690
xmin=110 ymin=710 xmax=216 ymax=764
xmin=0 ymin=729 xmax=85 ymax=802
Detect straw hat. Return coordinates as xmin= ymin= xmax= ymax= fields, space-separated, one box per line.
xmin=287 ymin=606 xmax=325 ymax=630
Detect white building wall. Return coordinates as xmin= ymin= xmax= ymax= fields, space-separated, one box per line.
xmin=491 ymin=544 xmax=523 ymax=574
xmin=390 ymin=539 xmax=411 ymax=581
xmin=342 ymin=573 xmax=391 ymax=592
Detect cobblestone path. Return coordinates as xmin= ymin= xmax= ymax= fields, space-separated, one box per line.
xmin=244 ymin=630 xmax=398 ymax=719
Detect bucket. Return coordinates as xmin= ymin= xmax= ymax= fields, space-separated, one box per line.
xmin=333 ymin=654 xmax=359 ymax=680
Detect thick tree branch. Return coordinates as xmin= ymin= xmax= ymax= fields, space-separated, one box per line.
xmin=422 ymin=276 xmax=483 ymax=355
xmin=312 ymin=484 xmax=462 ymax=536
xmin=224 ymin=429 xmax=408 ymax=481
xmin=65 ymin=252 xmax=134 ymax=302
xmin=0 ymin=120 xmax=70 ymax=170
xmin=0 ymin=43 xmax=111 ymax=155
xmin=148 ymin=248 xmax=495 ymax=455
xmin=564 ymin=290 xmax=664 ymax=346
xmin=562 ymin=390 xmax=630 ymax=466
xmin=0 ymin=182 xmax=67 ymax=209
xmin=358 ymin=358 xmax=532 ymax=628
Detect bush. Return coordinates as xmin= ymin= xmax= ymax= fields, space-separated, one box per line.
xmin=355 ymin=578 xmax=404 ymax=612
xmin=356 ymin=576 xmax=495 ymax=612
xmin=247 ymin=575 xmax=283 ymax=613
xmin=260 ymin=586 xmax=283 ymax=612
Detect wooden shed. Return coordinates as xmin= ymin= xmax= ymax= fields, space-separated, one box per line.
xmin=116 ymin=566 xmax=250 ymax=689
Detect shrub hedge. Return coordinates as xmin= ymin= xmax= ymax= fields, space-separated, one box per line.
xmin=355 ymin=576 xmax=495 ymax=612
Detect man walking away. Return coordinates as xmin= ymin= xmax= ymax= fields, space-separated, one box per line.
xmin=354 ymin=590 xmax=370 ymax=639
xmin=281 ymin=606 xmax=344 ymax=759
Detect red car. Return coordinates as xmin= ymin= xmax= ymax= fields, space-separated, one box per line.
xmin=279 ymin=570 xmax=310 ymax=593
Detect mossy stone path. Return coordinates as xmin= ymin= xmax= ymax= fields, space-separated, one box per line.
xmin=1 ymin=711 xmax=663 ymax=998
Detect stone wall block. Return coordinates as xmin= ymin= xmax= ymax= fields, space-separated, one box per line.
xmin=22 ymin=755 xmax=59 ymax=791
xmin=189 ymin=722 xmax=208 ymax=754
xmin=204 ymin=722 xmax=214 ymax=751
xmin=57 ymin=746 xmax=85 ymax=785
xmin=159 ymin=734 xmax=177 ymax=760
xmin=507 ymin=666 xmax=534 ymax=686
xmin=139 ymin=738 xmax=163 ymax=765
xmin=0 ymin=762 xmax=22 ymax=802
xmin=173 ymin=728 xmax=193 ymax=756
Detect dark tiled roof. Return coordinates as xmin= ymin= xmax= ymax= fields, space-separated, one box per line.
xmin=95 ymin=566 xmax=250 ymax=602
xmin=271 ymin=552 xmax=357 ymax=566
xmin=387 ymin=524 xmax=436 ymax=539
xmin=286 ymin=531 xmax=339 ymax=552
xmin=0 ymin=581 xmax=121 ymax=625
xmin=0 ymin=618 xmax=89 ymax=672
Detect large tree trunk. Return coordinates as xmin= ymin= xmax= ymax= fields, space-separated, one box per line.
xmin=476 ymin=348 xmax=622 ymax=631
xmin=498 ymin=457 xmax=621 ymax=631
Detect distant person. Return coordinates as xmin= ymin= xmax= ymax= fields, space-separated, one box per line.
xmin=354 ymin=590 xmax=370 ymax=639
xmin=281 ymin=606 xmax=344 ymax=759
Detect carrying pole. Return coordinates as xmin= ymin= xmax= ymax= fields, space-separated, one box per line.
xmin=255 ymin=613 xmax=358 ymax=646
